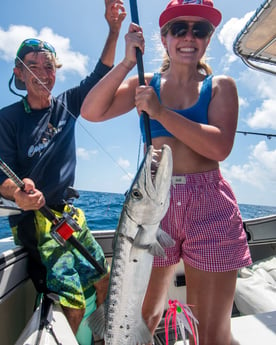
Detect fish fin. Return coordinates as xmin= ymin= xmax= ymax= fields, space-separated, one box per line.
xmin=149 ymin=241 xmax=166 ymax=257
xmin=131 ymin=230 xmax=166 ymax=258
xmin=129 ymin=245 xmax=140 ymax=262
xmin=157 ymin=227 xmax=175 ymax=248
xmin=132 ymin=317 xmax=153 ymax=345
xmin=129 ymin=241 xmax=163 ymax=261
xmin=85 ymin=303 xmax=105 ymax=338
xmin=132 ymin=226 xmax=144 ymax=245
xmin=130 ymin=226 xmax=174 ymax=258
xmin=148 ymin=227 xmax=175 ymax=257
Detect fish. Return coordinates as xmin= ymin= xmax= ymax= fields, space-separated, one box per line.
xmin=88 ymin=144 xmax=174 ymax=345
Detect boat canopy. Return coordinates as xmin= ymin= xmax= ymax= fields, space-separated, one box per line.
xmin=233 ymin=0 xmax=276 ymax=75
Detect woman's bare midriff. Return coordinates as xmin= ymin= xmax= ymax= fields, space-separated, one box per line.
xmin=150 ymin=136 xmax=219 ymax=174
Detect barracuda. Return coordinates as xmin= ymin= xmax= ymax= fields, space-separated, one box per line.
xmin=88 ymin=144 xmax=174 ymax=345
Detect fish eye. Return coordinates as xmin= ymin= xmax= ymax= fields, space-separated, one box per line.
xmin=131 ymin=189 xmax=143 ymax=199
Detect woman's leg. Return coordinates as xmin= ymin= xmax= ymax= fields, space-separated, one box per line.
xmin=142 ymin=264 xmax=178 ymax=335
xmin=185 ymin=263 xmax=238 ymax=345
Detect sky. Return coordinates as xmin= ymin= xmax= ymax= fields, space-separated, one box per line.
xmin=0 ymin=0 xmax=276 ymax=207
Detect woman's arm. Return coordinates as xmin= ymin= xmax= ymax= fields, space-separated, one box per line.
xmin=135 ymin=75 xmax=239 ymax=162
xmin=81 ymin=23 xmax=145 ymax=122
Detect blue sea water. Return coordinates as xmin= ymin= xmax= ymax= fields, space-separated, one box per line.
xmin=0 ymin=190 xmax=276 ymax=240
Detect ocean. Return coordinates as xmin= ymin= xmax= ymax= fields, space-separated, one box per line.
xmin=0 ymin=190 xmax=276 ymax=240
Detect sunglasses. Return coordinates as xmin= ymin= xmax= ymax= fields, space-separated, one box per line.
xmin=16 ymin=38 xmax=56 ymax=59
xmin=169 ymin=21 xmax=214 ymax=39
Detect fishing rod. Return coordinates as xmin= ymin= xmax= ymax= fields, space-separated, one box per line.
xmin=0 ymin=157 xmax=105 ymax=274
xmin=129 ymin=0 xmax=152 ymax=148
xmin=236 ymin=130 xmax=276 ymax=139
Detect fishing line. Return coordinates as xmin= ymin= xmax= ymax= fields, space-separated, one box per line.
xmin=16 ymin=55 xmax=133 ymax=180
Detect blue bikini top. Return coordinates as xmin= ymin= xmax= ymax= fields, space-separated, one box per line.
xmin=140 ymin=73 xmax=213 ymax=143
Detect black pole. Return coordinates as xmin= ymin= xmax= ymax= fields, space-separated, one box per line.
xmin=129 ymin=0 xmax=152 ymax=147
xmin=0 ymin=157 xmax=105 ymax=274
xmin=0 ymin=158 xmax=62 ymax=225
xmin=68 ymin=236 xmax=105 ymax=274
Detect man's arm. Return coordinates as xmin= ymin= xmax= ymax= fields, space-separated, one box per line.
xmin=100 ymin=0 xmax=126 ymax=67
xmin=0 ymin=178 xmax=45 ymax=210
xmin=0 ymin=179 xmax=17 ymax=201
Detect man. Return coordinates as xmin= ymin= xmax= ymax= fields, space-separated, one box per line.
xmin=0 ymin=0 xmax=126 ymax=341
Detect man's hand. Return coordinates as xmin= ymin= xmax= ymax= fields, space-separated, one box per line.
xmin=105 ymin=0 xmax=126 ymax=34
xmin=14 ymin=178 xmax=45 ymax=211
xmin=101 ymin=1 xmax=126 ymax=66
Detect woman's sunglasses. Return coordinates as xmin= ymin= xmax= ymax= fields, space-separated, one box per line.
xmin=169 ymin=21 xmax=214 ymax=39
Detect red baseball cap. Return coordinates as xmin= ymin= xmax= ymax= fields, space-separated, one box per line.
xmin=159 ymin=0 xmax=222 ymax=28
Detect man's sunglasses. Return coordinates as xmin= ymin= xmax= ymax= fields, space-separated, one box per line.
xmin=16 ymin=38 xmax=56 ymax=59
xmin=169 ymin=21 xmax=214 ymax=39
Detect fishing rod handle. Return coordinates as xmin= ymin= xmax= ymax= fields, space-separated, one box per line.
xmin=130 ymin=0 xmax=140 ymax=24
xmin=130 ymin=0 xmax=145 ymax=85
xmin=68 ymin=236 xmax=106 ymax=274
xmin=129 ymin=0 xmax=152 ymax=147
xmin=1 ymin=158 xmax=105 ymax=274
xmin=50 ymin=213 xmax=106 ymax=274
xmin=0 ymin=157 xmax=59 ymax=223
xmin=39 ymin=205 xmax=59 ymax=224
xmin=0 ymin=158 xmax=25 ymax=189
xmin=135 ymin=49 xmax=152 ymax=146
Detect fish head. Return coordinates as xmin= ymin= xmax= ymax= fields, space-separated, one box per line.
xmin=125 ymin=144 xmax=172 ymax=225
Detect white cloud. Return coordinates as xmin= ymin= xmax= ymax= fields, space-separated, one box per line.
xmin=116 ymin=158 xmax=134 ymax=183
xmin=222 ymin=141 xmax=276 ymax=189
xmin=77 ymin=147 xmax=98 ymax=160
xmin=248 ymin=72 xmax=276 ymax=100
xmin=248 ymin=99 xmax=276 ymax=129
xmin=0 ymin=25 xmax=89 ymax=78
xmin=121 ymin=173 xmax=134 ymax=182
xmin=239 ymin=97 xmax=249 ymax=108
xmin=253 ymin=141 xmax=276 ymax=172
xmin=117 ymin=157 xmax=130 ymax=169
xmin=238 ymin=70 xmax=276 ymax=130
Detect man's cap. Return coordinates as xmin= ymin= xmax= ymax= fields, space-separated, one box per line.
xmin=159 ymin=0 xmax=222 ymax=29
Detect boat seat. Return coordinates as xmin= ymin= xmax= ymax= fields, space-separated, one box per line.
xmin=234 ymin=255 xmax=276 ymax=315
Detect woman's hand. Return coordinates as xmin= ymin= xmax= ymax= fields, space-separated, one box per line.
xmin=135 ymin=85 xmax=163 ymax=119
xmin=122 ymin=23 xmax=145 ymax=69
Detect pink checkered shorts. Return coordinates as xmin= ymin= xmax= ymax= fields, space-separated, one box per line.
xmin=153 ymin=169 xmax=252 ymax=272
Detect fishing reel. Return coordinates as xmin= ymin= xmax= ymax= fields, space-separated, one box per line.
xmin=49 ymin=187 xmax=105 ymax=274
xmin=50 ymin=187 xmax=82 ymax=247
xmin=0 ymin=159 xmax=105 ymax=273
xmin=50 ymin=212 xmax=82 ymax=247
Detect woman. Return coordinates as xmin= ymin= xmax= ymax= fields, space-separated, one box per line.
xmin=81 ymin=1 xmax=252 ymax=344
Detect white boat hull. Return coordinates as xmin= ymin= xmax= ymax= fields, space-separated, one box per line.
xmin=15 ymin=299 xmax=78 ymax=345
xmin=0 ymin=216 xmax=276 ymax=345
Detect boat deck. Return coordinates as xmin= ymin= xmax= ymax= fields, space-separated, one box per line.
xmin=231 ymin=311 xmax=276 ymax=344
xmin=152 ymin=311 xmax=276 ymax=344
xmin=1 ymin=219 xmax=276 ymax=344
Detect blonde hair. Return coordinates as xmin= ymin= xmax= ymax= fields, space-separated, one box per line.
xmin=160 ymin=22 xmax=213 ymax=75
